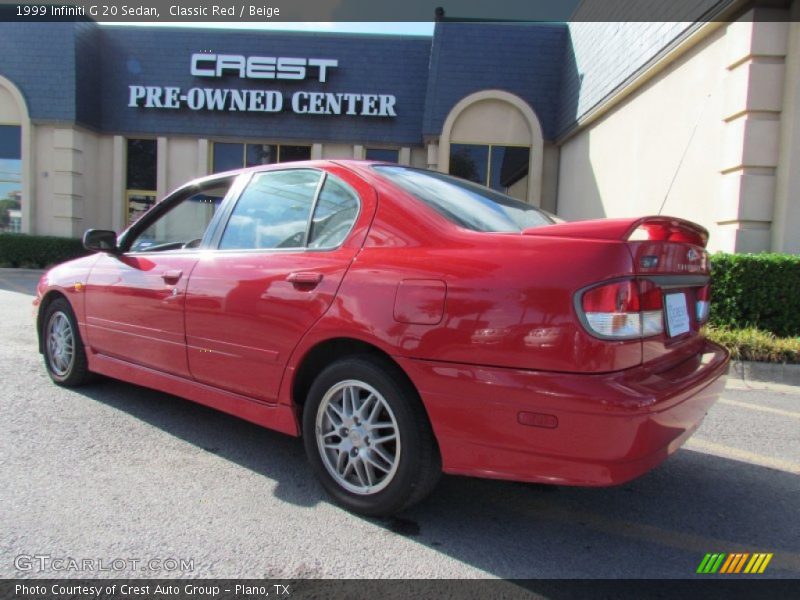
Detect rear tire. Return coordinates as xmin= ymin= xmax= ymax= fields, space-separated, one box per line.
xmin=302 ymin=356 xmax=440 ymax=517
xmin=42 ymin=297 xmax=92 ymax=387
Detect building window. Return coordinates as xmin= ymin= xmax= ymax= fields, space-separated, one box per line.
xmin=212 ymin=142 xmax=244 ymax=173
xmin=126 ymin=138 xmax=158 ymax=225
xmin=365 ymin=148 xmax=399 ymax=163
xmin=0 ymin=125 xmax=22 ymax=233
xmin=211 ymin=142 xmax=311 ymax=173
xmin=449 ymin=144 xmax=530 ymax=201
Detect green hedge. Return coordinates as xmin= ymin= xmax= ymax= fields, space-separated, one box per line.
xmin=0 ymin=234 xmax=89 ymax=269
xmin=709 ymin=253 xmax=800 ymax=338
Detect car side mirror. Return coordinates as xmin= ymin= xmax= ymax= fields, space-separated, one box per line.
xmin=83 ymin=229 xmax=119 ymax=254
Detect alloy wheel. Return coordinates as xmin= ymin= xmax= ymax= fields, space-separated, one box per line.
xmin=46 ymin=311 xmax=75 ymax=377
xmin=315 ymin=379 xmax=401 ymax=495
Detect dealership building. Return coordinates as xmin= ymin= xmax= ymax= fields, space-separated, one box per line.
xmin=0 ymin=1 xmax=799 ymax=253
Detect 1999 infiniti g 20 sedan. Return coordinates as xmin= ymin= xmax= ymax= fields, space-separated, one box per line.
xmin=35 ymin=161 xmax=729 ymax=516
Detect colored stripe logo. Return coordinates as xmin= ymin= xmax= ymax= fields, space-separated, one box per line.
xmin=696 ymin=553 xmax=773 ymax=574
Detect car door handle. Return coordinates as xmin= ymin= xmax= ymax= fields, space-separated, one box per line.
xmin=286 ymin=272 xmax=323 ymax=287
xmin=161 ymin=269 xmax=183 ymax=285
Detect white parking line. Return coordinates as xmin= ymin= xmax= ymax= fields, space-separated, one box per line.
xmin=719 ymin=397 xmax=800 ymax=420
xmin=725 ymin=378 xmax=800 ymax=395
xmin=685 ymin=437 xmax=800 ymax=475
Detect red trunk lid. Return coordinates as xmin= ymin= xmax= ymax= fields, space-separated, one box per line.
xmin=524 ymin=216 xmax=711 ymax=369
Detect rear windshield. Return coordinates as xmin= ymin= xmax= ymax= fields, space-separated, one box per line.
xmin=372 ymin=165 xmax=557 ymax=233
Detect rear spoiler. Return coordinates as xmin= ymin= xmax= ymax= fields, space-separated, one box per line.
xmin=523 ymin=216 xmax=708 ymax=247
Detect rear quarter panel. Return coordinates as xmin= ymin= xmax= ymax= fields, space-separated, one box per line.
xmin=300 ymin=183 xmax=642 ymax=374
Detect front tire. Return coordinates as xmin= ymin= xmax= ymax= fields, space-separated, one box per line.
xmin=302 ymin=356 xmax=440 ymax=517
xmin=42 ymin=297 xmax=92 ymax=387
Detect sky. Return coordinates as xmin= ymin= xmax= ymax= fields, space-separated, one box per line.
xmin=103 ymin=22 xmax=437 ymax=36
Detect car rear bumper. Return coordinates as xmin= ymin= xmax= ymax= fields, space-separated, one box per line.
xmin=396 ymin=339 xmax=730 ymax=486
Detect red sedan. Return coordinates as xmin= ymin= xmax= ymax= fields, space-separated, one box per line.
xmin=34 ymin=161 xmax=729 ymax=516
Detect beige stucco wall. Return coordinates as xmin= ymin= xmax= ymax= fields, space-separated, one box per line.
xmin=322 ymin=143 xmax=354 ymax=159
xmin=410 ymin=147 xmax=427 ymax=168
xmin=541 ymin=143 xmax=559 ymax=214
xmin=82 ymin=131 xmax=114 ymax=232
xmin=449 ymin=98 xmax=533 ymax=146
xmin=557 ymin=14 xmax=797 ymax=254
xmin=557 ymin=26 xmax=728 ymax=250
xmin=30 ymin=125 xmax=115 ymax=237
xmin=772 ymin=6 xmax=800 ymax=253
xmin=32 ymin=126 xmax=54 ymax=235
xmin=0 ymin=86 xmax=21 ymax=122
xmin=165 ymin=137 xmax=202 ymax=194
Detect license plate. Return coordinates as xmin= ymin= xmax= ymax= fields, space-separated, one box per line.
xmin=664 ymin=292 xmax=691 ymax=337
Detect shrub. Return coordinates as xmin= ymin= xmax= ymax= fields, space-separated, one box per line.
xmin=704 ymin=326 xmax=800 ymax=364
xmin=0 ymin=234 xmax=88 ymax=269
xmin=709 ymin=253 xmax=800 ymax=338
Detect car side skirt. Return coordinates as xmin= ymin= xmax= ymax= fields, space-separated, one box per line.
xmin=88 ymin=352 xmax=299 ymax=436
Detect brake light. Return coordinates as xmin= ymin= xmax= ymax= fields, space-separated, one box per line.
xmin=580 ymin=279 xmax=664 ymax=339
xmin=696 ymin=285 xmax=710 ymax=323
xmin=627 ymin=219 xmax=708 ymax=247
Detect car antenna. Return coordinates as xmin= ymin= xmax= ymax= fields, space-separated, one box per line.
xmin=657 ymin=78 xmax=721 ymax=216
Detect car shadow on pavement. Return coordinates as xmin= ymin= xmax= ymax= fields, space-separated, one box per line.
xmin=75 ymin=377 xmax=800 ymax=579
xmin=76 ymin=377 xmax=319 ymax=508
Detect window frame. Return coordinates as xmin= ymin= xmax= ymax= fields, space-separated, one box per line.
xmin=209 ymin=167 xmax=362 ymax=254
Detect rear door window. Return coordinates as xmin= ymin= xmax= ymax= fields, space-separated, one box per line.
xmin=373 ymin=165 xmax=557 ymax=232
xmin=219 ymin=169 xmax=360 ymax=251
xmin=219 ymin=169 xmax=321 ymax=250
xmin=308 ymin=176 xmax=360 ymax=249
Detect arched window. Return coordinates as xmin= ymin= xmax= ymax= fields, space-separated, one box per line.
xmin=439 ymin=91 xmax=544 ymax=206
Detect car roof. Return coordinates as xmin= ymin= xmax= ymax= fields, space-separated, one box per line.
xmin=207 ymin=159 xmax=386 ymax=180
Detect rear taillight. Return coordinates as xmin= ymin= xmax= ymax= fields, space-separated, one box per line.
xmin=696 ymin=284 xmax=710 ymax=323
xmin=639 ymin=279 xmax=664 ymax=336
xmin=582 ymin=279 xmax=640 ymax=338
xmin=579 ymin=278 xmax=664 ymax=339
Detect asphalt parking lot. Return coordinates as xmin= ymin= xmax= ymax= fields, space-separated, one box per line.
xmin=1 ymin=268 xmax=798 ymax=579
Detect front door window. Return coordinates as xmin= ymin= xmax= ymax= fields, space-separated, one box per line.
xmin=128 ymin=183 xmax=230 ymax=252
